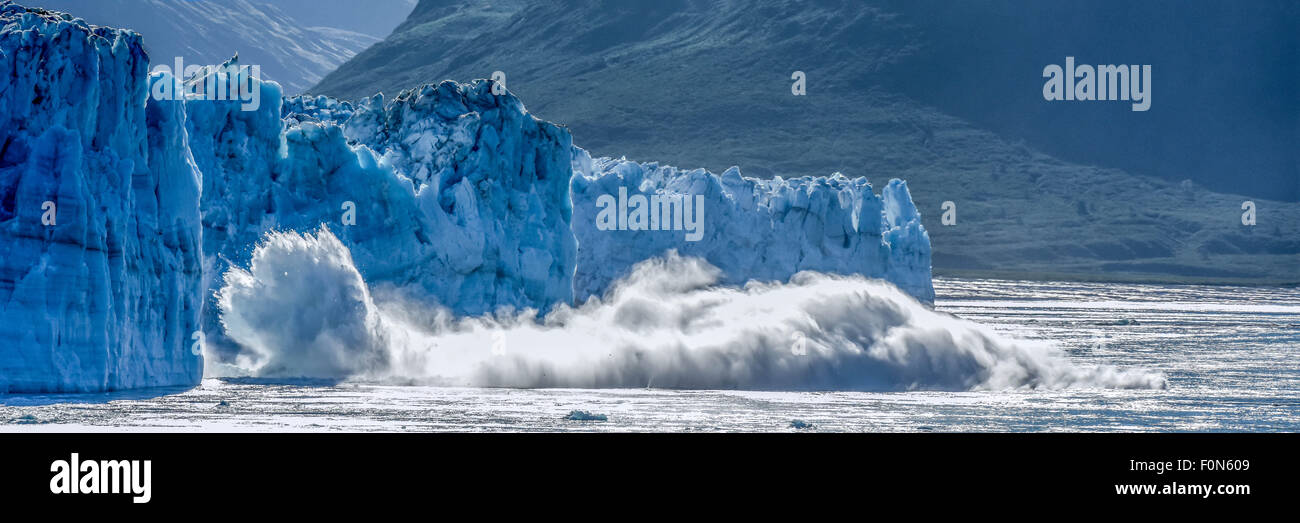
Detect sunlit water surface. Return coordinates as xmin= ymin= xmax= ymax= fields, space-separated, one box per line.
xmin=3 ymin=278 xmax=1297 ymax=432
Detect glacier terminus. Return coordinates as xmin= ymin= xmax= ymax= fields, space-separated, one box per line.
xmin=0 ymin=2 xmax=937 ymax=392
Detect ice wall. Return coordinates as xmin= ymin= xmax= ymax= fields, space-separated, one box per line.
xmin=0 ymin=4 xmax=203 ymax=392
xmin=307 ymin=96 xmax=935 ymax=304
xmin=0 ymin=1 xmax=934 ymax=390
xmin=569 ymin=151 xmax=935 ymax=303
xmin=199 ymin=78 xmax=576 ymax=357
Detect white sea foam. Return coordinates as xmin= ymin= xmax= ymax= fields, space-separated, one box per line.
xmin=217 ymin=227 xmax=389 ymax=378
xmin=215 ymin=228 xmax=1167 ymax=391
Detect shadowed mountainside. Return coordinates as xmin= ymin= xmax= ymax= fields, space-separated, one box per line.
xmin=310 ymin=0 xmax=1299 ymax=284
xmin=29 ymin=0 xmax=416 ymax=94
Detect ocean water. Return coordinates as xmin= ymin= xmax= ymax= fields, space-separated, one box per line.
xmin=2 ymin=278 xmax=1297 ymax=432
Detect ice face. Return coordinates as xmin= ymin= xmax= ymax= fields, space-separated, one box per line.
xmin=0 ymin=2 xmax=934 ymax=391
xmin=200 ymin=77 xmax=576 ymax=360
xmin=569 ymin=149 xmax=935 ymax=303
xmin=0 ymin=6 xmax=203 ymax=392
xmin=302 ymin=98 xmax=935 ymax=306
xmin=216 ymin=84 xmax=934 ymax=371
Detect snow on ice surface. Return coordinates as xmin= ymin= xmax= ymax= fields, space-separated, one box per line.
xmin=0 ymin=4 xmax=202 ymax=392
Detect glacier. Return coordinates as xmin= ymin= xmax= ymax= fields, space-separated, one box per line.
xmin=0 ymin=1 xmax=939 ymax=391
xmin=0 ymin=5 xmax=202 ymax=392
xmin=569 ymin=150 xmax=934 ymax=303
xmin=288 ymin=96 xmax=934 ymax=304
xmin=196 ymin=74 xmax=576 ymax=358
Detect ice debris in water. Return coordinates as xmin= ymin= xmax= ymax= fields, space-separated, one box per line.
xmin=565 ymin=410 xmax=608 ymax=421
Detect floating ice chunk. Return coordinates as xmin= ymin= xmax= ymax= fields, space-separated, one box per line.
xmin=565 ymin=410 xmax=608 ymax=421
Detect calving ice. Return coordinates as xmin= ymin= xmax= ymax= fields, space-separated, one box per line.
xmin=1043 ymin=57 xmax=1151 ymax=111
xmin=49 ymin=453 xmax=151 ymax=503
xmin=594 ymin=187 xmax=705 ymax=241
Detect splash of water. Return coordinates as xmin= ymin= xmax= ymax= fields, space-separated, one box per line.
xmin=214 ymin=228 xmax=1166 ymax=391
xmin=216 ymin=227 xmax=389 ymax=378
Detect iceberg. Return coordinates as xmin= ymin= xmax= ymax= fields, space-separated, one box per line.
xmin=564 ymin=410 xmax=608 ymax=421
xmin=0 ymin=5 xmax=202 ymax=392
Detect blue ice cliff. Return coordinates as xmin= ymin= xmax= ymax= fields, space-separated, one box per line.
xmin=569 ymin=150 xmax=934 ymax=303
xmin=191 ymin=72 xmax=576 ymax=359
xmin=290 ymin=96 xmax=934 ymax=306
xmin=0 ymin=4 xmax=202 ymax=391
xmin=0 ymin=2 xmax=938 ymax=391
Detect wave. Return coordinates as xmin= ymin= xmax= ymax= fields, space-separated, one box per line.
xmin=213 ymin=228 xmax=1167 ymax=391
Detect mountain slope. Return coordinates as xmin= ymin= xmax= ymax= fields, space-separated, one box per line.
xmin=312 ymin=0 xmax=1299 ymax=283
xmin=29 ymin=0 xmax=416 ymax=94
